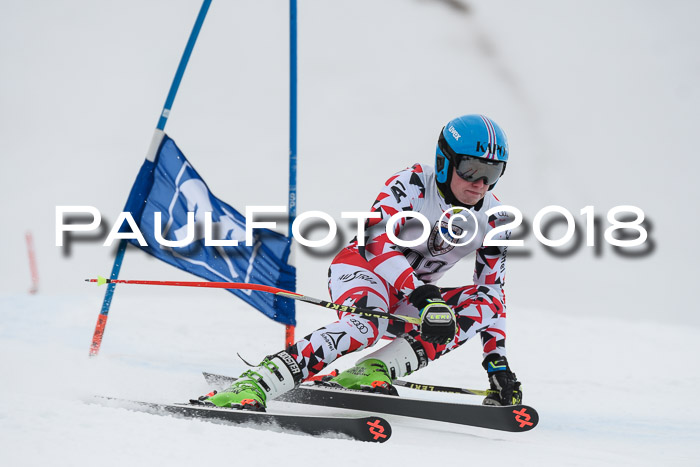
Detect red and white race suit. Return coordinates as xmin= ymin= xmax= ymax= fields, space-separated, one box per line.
xmin=288 ymin=163 xmax=512 ymax=380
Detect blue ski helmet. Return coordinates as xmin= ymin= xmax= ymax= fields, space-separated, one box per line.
xmin=435 ymin=115 xmax=509 ymax=192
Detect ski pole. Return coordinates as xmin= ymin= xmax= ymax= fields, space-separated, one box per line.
xmin=304 ymin=371 xmax=488 ymax=396
xmin=391 ymin=379 xmax=489 ymax=396
xmin=310 ymin=371 xmax=489 ymax=396
xmin=86 ymin=276 xmax=421 ymax=326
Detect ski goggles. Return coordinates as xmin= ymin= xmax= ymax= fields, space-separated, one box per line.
xmin=453 ymin=155 xmax=505 ymax=185
xmin=439 ymin=134 xmax=506 ymax=185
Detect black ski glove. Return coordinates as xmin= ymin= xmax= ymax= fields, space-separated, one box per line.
xmin=482 ymin=354 xmax=522 ymax=406
xmin=408 ymin=284 xmax=457 ymax=345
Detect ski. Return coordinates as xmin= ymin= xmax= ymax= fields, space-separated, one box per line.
xmin=203 ymin=372 xmax=538 ymax=433
xmin=91 ymin=397 xmax=392 ymax=443
xmin=204 ymin=371 xmax=489 ymax=396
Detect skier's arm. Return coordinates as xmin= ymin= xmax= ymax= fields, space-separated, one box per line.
xmin=359 ymin=164 xmax=427 ymax=295
xmin=474 ymin=209 xmax=510 ymax=358
xmin=475 ymin=212 xmax=523 ymax=405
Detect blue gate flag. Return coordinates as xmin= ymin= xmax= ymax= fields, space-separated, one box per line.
xmin=120 ymin=133 xmax=296 ymax=325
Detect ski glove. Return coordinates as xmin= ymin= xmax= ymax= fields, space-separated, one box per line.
xmin=482 ymin=354 xmax=522 ymax=406
xmin=409 ymin=284 xmax=457 ymax=345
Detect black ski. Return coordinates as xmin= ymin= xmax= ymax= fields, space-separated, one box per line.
xmin=204 ymin=372 xmax=538 ymax=433
xmin=92 ymin=397 xmax=392 ymax=443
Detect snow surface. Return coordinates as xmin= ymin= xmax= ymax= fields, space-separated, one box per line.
xmin=1 ymin=0 xmax=700 ymax=465
xmin=1 ymin=294 xmax=699 ymax=466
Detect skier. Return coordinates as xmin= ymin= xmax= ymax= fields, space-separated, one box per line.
xmin=203 ymin=114 xmax=522 ymax=410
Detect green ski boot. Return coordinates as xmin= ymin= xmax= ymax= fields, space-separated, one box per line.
xmin=199 ymin=352 xmax=301 ymax=411
xmin=328 ymin=359 xmax=398 ymax=395
xmin=204 ymin=369 xmax=269 ymax=411
xmin=324 ymin=336 xmax=429 ymax=396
